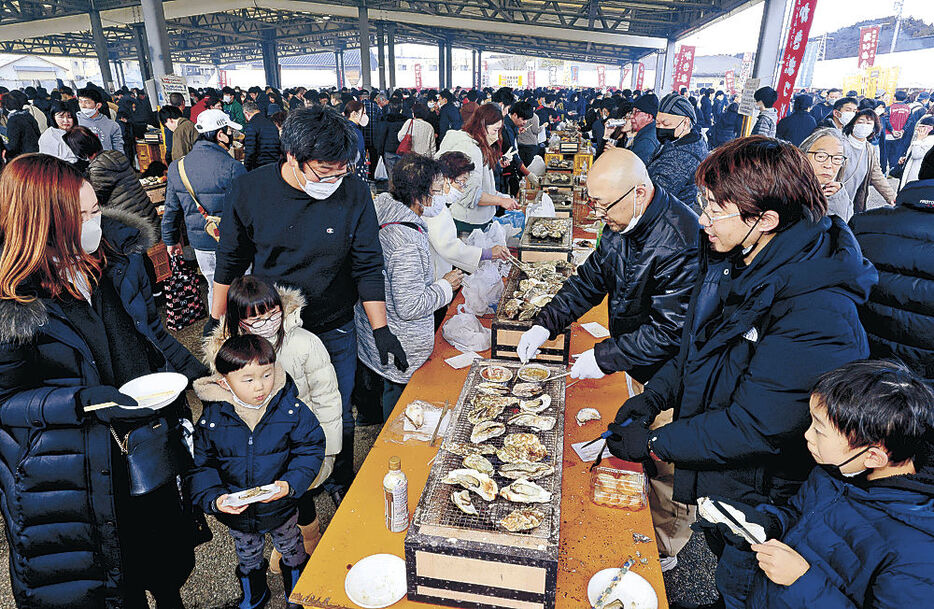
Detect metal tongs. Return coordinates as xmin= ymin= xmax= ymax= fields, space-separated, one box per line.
xmin=502 ymin=250 xmax=532 ymax=273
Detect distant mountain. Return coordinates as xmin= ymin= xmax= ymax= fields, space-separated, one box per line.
xmin=815 ymin=16 xmax=934 ymax=60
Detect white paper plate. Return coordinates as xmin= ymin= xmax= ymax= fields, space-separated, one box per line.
xmin=119 ymin=372 xmax=188 ymax=410
xmin=223 ymin=484 xmax=280 ymax=508
xmin=345 ymin=554 xmax=407 ymax=609
xmin=587 ymin=568 xmax=658 ymax=609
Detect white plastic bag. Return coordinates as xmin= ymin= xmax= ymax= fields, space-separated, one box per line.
xmin=527 ymin=193 xmax=556 ymax=218
xmin=528 ymin=155 xmax=546 ymax=176
xmin=461 ymin=263 xmax=504 ymax=316
xmin=374 ymin=156 xmax=389 ymax=181
xmin=442 ymin=304 xmax=492 ymax=352
xmin=466 ymin=222 xmax=510 ymax=277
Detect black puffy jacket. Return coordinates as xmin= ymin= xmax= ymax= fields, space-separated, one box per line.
xmin=88 ymin=150 xmax=158 ymax=226
xmin=535 ymin=186 xmax=699 ymax=382
xmin=0 ymin=211 xmax=206 ymax=609
xmin=376 ymin=112 xmax=408 ymax=156
xmin=850 ymin=178 xmax=934 ymax=379
xmin=243 ymin=112 xmax=281 ymax=171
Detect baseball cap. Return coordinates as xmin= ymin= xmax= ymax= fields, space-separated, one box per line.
xmin=633 ymin=93 xmax=659 ymax=116
xmin=658 ymin=93 xmax=697 ymax=124
xmin=195 ymin=109 xmax=242 ymax=132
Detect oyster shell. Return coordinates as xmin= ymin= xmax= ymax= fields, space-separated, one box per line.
xmin=462 ymin=453 xmax=494 ymax=476
xmin=528 ymin=294 xmax=553 ymax=308
xmin=498 ymin=462 xmax=555 ymax=480
xmin=470 ymin=421 xmax=506 ymax=444
xmin=404 ymin=402 xmax=425 ymax=428
xmin=477 ymin=382 xmax=509 ymax=395
xmin=519 ymin=394 xmax=552 ymax=413
xmin=512 ymin=383 xmax=543 ymax=398
xmin=499 ymin=507 xmax=545 ymax=532
xmin=451 ymin=489 xmax=478 ymax=515
xmin=507 ymin=413 xmax=557 ymax=431
xmin=467 ymin=394 xmax=515 ymax=424
xmin=441 ymin=468 xmax=498 ymax=501
xmin=444 ymin=442 xmax=496 ymax=457
xmin=502 ymin=298 xmax=522 ymax=319
xmin=500 ymin=479 xmax=552 ymax=503
xmin=497 ymin=433 xmax=548 ymax=463
xmin=575 ymin=407 xmax=602 ymax=426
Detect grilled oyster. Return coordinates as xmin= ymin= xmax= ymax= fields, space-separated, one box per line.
xmin=501 ymin=298 xmax=522 ymax=319
xmin=575 ymin=407 xmax=602 ymax=426
xmin=497 ymin=433 xmax=548 ymax=463
xmin=477 ymin=382 xmax=509 ymax=395
xmin=467 ymin=395 xmax=515 ymax=424
xmin=451 ymin=490 xmax=478 ymax=515
xmin=499 ymin=507 xmax=545 ymax=532
xmin=498 ymin=462 xmax=555 ymax=480
xmin=470 ymin=421 xmax=506 ymax=444
xmin=519 ymin=394 xmax=551 ymax=413
xmin=462 ymin=453 xmax=494 ymax=476
xmin=512 ymin=383 xmax=543 ymax=398
xmin=528 ymin=294 xmax=553 ymax=308
xmin=444 ymin=442 xmax=496 ymax=457
xmin=403 ymin=402 xmax=425 ymax=428
xmin=507 ymin=413 xmax=557 ymax=432
xmin=441 ymin=468 xmax=498 ymax=501
xmin=517 ymin=303 xmax=539 ymax=321
xmin=501 ymin=479 xmax=552 ymax=503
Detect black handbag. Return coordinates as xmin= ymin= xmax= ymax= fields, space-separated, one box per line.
xmin=111 ymin=417 xmax=189 ymax=496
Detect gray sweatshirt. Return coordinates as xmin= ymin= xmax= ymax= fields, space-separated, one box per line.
xmin=78 ymin=112 xmax=124 ymax=152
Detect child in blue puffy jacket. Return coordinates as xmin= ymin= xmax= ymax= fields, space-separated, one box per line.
xmin=191 ymin=334 xmax=325 ymax=609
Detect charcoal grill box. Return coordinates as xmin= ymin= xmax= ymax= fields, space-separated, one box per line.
xmin=491 ymin=268 xmax=571 ymax=365
xmin=518 ymin=217 xmax=573 ymax=264
xmin=538 ymin=187 xmax=575 ymax=219
xmin=405 ymin=359 xmax=566 ymax=609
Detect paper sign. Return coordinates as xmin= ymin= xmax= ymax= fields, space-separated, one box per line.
xmin=738 ymin=77 xmax=761 ymax=117
xmin=157 ymin=74 xmax=192 ymax=107
xmin=572 ymin=439 xmax=612 ymax=462
xmin=445 ymin=351 xmax=480 ymax=369
xmin=581 ymin=322 xmax=610 ymax=339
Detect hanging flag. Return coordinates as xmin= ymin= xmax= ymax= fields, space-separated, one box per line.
xmin=482 ymin=61 xmax=489 ymax=86
xmin=725 ymin=70 xmax=735 ymax=96
xmin=528 ymin=69 xmax=536 ymax=88
xmin=672 ymin=45 xmax=696 ymax=93
xmin=597 ymin=65 xmax=606 ymax=88
xmin=414 ymin=63 xmax=422 ymax=90
xmin=858 ymin=25 xmax=881 ymax=69
xmin=620 ymin=64 xmax=631 ymax=90
xmin=775 ymin=0 xmax=818 ymax=119
xmin=636 ymin=62 xmax=645 ymax=90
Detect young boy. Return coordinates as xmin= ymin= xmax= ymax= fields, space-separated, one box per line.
xmin=192 ymin=334 xmax=325 ymax=609
xmin=705 ymin=360 xmax=934 ymax=609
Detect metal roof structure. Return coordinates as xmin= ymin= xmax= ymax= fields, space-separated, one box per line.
xmin=0 ymin=0 xmax=758 ymax=66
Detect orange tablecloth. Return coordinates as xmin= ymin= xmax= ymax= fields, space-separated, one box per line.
xmin=290 ymin=293 xmax=668 ymax=609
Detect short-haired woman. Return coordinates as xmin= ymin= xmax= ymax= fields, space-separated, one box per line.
xmin=0 ymin=154 xmax=207 ymax=609
xmin=398 ymin=102 xmax=438 ymax=157
xmin=799 ymin=127 xmax=852 ymax=220
xmin=38 ymin=100 xmax=79 ymax=162
xmin=841 ymin=108 xmax=896 ymax=213
xmin=607 ymin=136 xmax=878 ymax=607
xmin=437 ymin=103 xmax=519 ymax=234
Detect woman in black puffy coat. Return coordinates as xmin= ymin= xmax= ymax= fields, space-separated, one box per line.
xmin=0 ymin=154 xmax=207 ymax=609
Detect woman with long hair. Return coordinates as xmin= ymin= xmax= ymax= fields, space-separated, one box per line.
xmin=0 ymin=154 xmax=207 ymax=609
xmin=343 ymin=100 xmax=369 ymax=180
xmin=437 ymin=103 xmax=519 ymax=234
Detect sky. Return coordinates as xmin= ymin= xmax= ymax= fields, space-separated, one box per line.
xmin=680 ymin=0 xmax=934 ymax=56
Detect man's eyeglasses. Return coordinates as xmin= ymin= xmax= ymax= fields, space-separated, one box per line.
xmin=306 ymin=163 xmax=354 ymax=183
xmin=806 ymin=151 xmax=847 ymax=166
xmin=697 ymin=192 xmax=741 ymax=223
xmin=587 ymin=185 xmax=635 ymax=216
xmin=452 ymin=176 xmax=469 ymax=189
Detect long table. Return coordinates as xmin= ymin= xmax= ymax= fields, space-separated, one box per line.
xmin=290 ymin=292 xmax=669 ymax=609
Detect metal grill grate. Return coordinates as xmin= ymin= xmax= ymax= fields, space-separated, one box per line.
xmin=522 ymin=217 xmax=574 ymax=248
xmin=416 ymin=360 xmax=566 ymax=541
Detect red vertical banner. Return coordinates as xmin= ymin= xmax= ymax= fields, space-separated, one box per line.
xmin=528 ymin=69 xmax=536 ymax=88
xmin=739 ymin=51 xmax=753 ymax=87
xmin=414 ymin=63 xmax=422 ymax=90
xmin=725 ymin=70 xmax=735 ymax=95
xmin=775 ymin=0 xmax=818 ymax=119
xmin=218 ymin=69 xmax=228 ymax=88
xmin=636 ymin=62 xmax=644 ymax=90
xmin=858 ymin=26 xmax=880 ymax=69
xmin=482 ymin=61 xmax=489 ymax=86
xmin=620 ymin=64 xmax=631 ymax=90
xmin=672 ymin=45 xmax=695 ymax=93
xmin=597 ymin=65 xmax=606 ymax=88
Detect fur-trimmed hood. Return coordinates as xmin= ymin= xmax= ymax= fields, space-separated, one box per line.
xmin=0 ymin=208 xmax=157 ymax=345
xmin=201 ymin=284 xmax=305 ymax=371
xmin=192 ymin=362 xmax=287 ymax=405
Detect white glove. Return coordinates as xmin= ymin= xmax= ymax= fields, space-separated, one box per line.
xmin=517 ymin=325 xmax=550 ymax=364
xmin=527 ymin=173 xmax=541 ymax=188
xmin=570 ymin=349 xmax=606 ymax=380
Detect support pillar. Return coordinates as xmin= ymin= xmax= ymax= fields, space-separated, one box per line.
xmin=130 ymin=24 xmax=152 ymax=83
xmin=89 ymin=3 xmax=113 ymax=91
xmin=377 ymin=22 xmax=386 ymax=91
xmin=139 ymin=0 xmax=173 ymax=77
xmin=438 ymin=39 xmax=446 ymax=89
xmin=654 ymin=39 xmax=676 ymax=93
xmin=335 ymin=44 xmax=345 ymax=88
xmin=261 ymin=30 xmax=280 ymax=89
xmin=631 ymin=61 xmax=638 ymax=90
xmin=358 ymin=3 xmax=371 ymax=90
xmin=477 ymin=49 xmax=482 ymax=89
xmin=387 ymin=23 xmax=396 ymax=91
xmin=471 ymin=50 xmax=477 ymax=89
xmin=752 ymin=0 xmax=791 ymax=87
xmin=445 ymin=38 xmax=453 ymax=89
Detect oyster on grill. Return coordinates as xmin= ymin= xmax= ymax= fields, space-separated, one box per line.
xmin=476 ymin=382 xmax=509 ymax=396
xmin=467 ymin=395 xmax=516 ymax=424
xmin=512 ymin=383 xmax=543 ymax=398
xmin=575 ymin=407 xmax=602 ymax=426
xmin=497 ymin=433 xmax=548 ymax=463
xmin=502 ymin=298 xmax=522 ymax=319
xmin=441 ymin=468 xmax=498 ymax=501
xmin=498 ymin=462 xmax=555 ymax=481
xmin=470 ymin=421 xmax=506 ymax=444
xmin=500 ymin=507 xmax=545 ymax=532
xmin=462 ymin=453 xmax=494 ymax=476
xmin=444 ymin=442 xmax=496 ymax=457
xmin=519 ymin=394 xmax=551 ymax=413
xmin=500 ymin=479 xmax=552 ymax=503
xmin=451 ymin=490 xmax=478 ymax=515
xmin=507 ymin=413 xmax=557 ymax=432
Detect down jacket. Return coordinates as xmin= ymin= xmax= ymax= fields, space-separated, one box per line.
xmin=355 ymin=193 xmax=453 ymax=384
xmin=535 ymin=186 xmax=700 ymax=383
xmin=191 ymin=367 xmax=325 ymax=533
xmin=0 ymin=209 xmax=206 ymax=609
xmin=647 ymin=132 xmax=709 ymax=210
xmin=87 ymin=150 xmax=158 ymax=225
xmin=242 ymin=112 xmax=281 ymax=171
xmin=202 ymin=285 xmax=342 ymax=486
xmin=746 ymin=464 xmax=934 ymax=608
xmin=645 ymin=216 xmax=877 ymax=505
xmin=850 ymin=178 xmax=934 ymax=380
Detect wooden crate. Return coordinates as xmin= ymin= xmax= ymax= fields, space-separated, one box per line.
xmin=144 ymin=184 xmax=166 ymax=205
xmin=518 ymin=217 xmax=572 ymax=264
xmin=574 ymin=153 xmax=594 ymax=176
xmin=492 ymin=268 xmax=571 ymax=365
xmin=405 ymin=359 xmax=566 ymax=609
xmin=146 ymin=242 xmax=172 ymax=283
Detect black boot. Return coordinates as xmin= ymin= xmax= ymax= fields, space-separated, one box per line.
xmin=280 ymin=556 xmax=310 ymax=609
xmin=236 ymin=560 xmax=271 ymax=609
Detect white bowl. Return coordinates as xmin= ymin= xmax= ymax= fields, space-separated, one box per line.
xmin=119 ymin=372 xmax=188 ymax=410
xmin=344 ymin=554 xmax=406 ymax=608
xmin=587 ymin=568 xmax=658 ymax=609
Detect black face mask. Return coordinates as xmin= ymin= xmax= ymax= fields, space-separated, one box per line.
xmin=656 ymin=118 xmax=684 ymax=144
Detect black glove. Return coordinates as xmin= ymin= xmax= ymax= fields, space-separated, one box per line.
xmin=76 ymin=386 xmax=155 ymax=424
xmin=605 ymin=418 xmax=651 ymax=462
xmin=614 ymin=389 xmax=664 ymax=426
xmin=373 ymin=326 xmax=409 ymax=372
xmin=202 ymin=316 xmax=221 ymax=338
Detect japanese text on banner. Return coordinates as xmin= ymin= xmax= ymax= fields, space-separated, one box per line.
xmin=636 ymin=63 xmax=645 ymax=91
xmin=858 ymin=26 xmax=880 ymax=69
xmin=672 ymin=45 xmax=695 ymax=93
xmin=775 ymin=0 xmax=818 ymax=119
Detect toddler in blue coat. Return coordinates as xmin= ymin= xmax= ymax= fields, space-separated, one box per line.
xmin=191 ymin=334 xmax=325 ymax=609
xmin=698 ymin=360 xmax=934 ymax=609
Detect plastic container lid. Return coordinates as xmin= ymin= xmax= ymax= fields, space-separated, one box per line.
xmin=388 ymin=456 xmax=401 ymax=470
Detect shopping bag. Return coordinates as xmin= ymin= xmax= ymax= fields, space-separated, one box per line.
xmin=164 ymin=255 xmax=207 ymax=331
xmin=442 ymin=304 xmax=492 ymax=352
xmin=397 ymin=120 xmax=415 ymax=154
xmin=466 ymin=221 xmax=510 ymax=277
xmin=461 ymin=263 xmax=504 ymax=316
xmin=374 ymin=156 xmax=389 ymax=181
xmin=527 ymin=193 xmax=556 ymax=218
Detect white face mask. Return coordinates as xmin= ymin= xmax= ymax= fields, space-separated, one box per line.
xmin=852 ymin=123 xmax=875 ymax=140
xmin=79 ymin=107 xmax=97 ymax=118
xmin=358 ymin=113 xmax=369 ymax=127
xmin=292 ymin=164 xmax=343 ymax=199
xmin=838 ymin=111 xmax=855 ymax=126
xmin=422 ymin=195 xmax=447 ymax=218
xmin=619 ymin=189 xmax=645 ymax=235
xmin=223 ymin=95 xmax=233 ymax=104
xmin=81 ymin=214 xmax=102 ymax=254
xmin=222 ymin=380 xmax=273 ymax=410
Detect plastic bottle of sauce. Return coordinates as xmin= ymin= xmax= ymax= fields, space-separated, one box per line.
xmin=383 ymin=456 xmax=409 ymax=532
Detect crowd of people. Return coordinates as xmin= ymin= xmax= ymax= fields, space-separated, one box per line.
xmin=0 ymin=76 xmax=931 ymax=609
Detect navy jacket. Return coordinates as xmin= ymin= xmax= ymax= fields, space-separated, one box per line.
xmin=810 ymin=102 xmax=834 ymax=124
xmin=0 ymin=210 xmax=206 ymax=609
xmin=647 ymin=217 xmax=877 ymax=505
xmin=439 ymin=102 xmax=463 ymax=141
xmin=850 ymin=178 xmax=934 ymax=380
xmin=746 ymin=465 xmax=934 ymax=609
xmin=776 ymin=109 xmax=818 ymax=147
xmin=629 ymin=122 xmax=660 ymax=165
xmin=243 ymin=112 xmax=281 ymax=171
xmin=708 ymin=103 xmax=742 ymax=148
xmin=191 ymin=371 xmax=325 ymax=533
xmin=699 ymin=96 xmax=713 ymax=128
xmin=647 ymin=132 xmax=709 ymax=210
